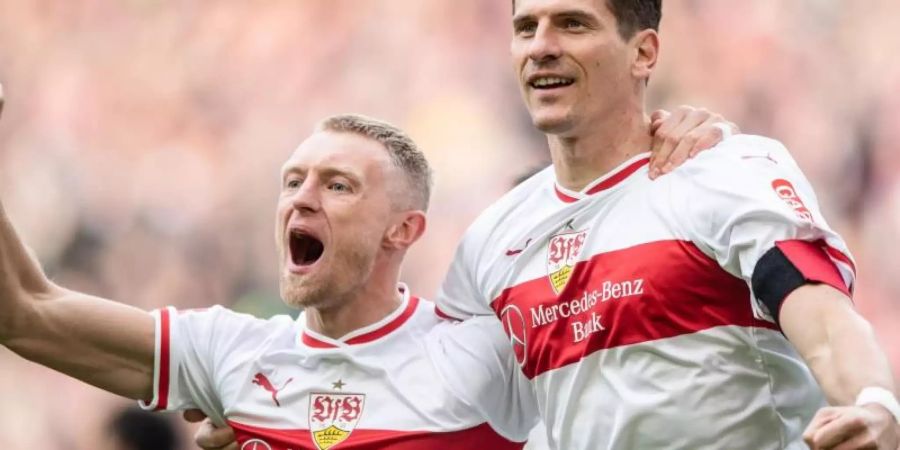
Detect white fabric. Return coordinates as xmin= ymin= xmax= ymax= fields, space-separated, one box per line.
xmin=139 ymin=294 xmax=538 ymax=445
xmin=426 ymin=315 xmax=539 ymax=436
xmin=437 ymin=135 xmax=855 ymax=449
xmin=856 ymin=387 xmax=900 ymax=424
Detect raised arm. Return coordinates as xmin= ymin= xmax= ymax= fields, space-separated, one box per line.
xmin=0 ymin=88 xmax=155 ymax=401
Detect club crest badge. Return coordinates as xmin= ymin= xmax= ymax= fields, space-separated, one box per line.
xmin=547 ymin=229 xmax=588 ymax=294
xmin=308 ymin=392 xmax=366 ymax=450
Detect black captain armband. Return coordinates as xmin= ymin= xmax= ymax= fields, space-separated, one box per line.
xmin=751 ymin=241 xmax=851 ymax=325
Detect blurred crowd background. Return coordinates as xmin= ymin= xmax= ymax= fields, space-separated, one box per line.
xmin=0 ymin=1 xmax=898 ymax=449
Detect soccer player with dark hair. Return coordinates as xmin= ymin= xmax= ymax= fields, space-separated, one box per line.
xmin=434 ymin=1 xmax=899 ymax=449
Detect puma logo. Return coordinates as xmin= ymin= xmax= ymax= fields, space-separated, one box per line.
xmin=741 ymin=153 xmax=777 ymax=164
xmin=253 ymin=373 xmax=293 ymax=407
xmin=506 ymin=238 xmax=533 ymax=256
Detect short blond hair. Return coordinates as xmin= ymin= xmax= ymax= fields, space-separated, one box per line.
xmin=317 ymin=114 xmax=433 ymax=211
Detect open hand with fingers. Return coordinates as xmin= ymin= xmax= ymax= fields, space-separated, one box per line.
xmin=804 ymin=405 xmax=900 ymax=450
xmin=647 ymin=105 xmax=739 ymax=179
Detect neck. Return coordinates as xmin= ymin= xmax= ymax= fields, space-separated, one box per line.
xmin=549 ymin=110 xmax=652 ymax=191
xmin=304 ymin=260 xmax=403 ymax=340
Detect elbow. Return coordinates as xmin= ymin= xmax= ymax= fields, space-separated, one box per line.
xmin=0 ymin=282 xmax=58 ymax=345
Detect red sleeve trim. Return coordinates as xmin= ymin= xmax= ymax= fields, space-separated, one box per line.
xmin=156 ymin=308 xmax=172 ymax=411
xmin=775 ymin=240 xmax=851 ymax=297
xmin=434 ymin=306 xmax=463 ymax=321
xmin=824 ymin=245 xmax=856 ymax=276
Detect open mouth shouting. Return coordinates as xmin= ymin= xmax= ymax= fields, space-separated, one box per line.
xmin=287 ymin=227 xmax=325 ymax=273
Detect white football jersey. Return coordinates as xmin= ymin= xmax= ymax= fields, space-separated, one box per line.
xmin=140 ymin=287 xmax=537 ymax=450
xmin=436 ymin=135 xmax=855 ymax=450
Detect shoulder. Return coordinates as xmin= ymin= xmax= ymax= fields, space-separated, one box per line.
xmin=171 ymin=305 xmax=298 ymax=347
xmin=177 ymin=305 xmax=293 ymax=326
xmin=406 ymin=297 xmax=445 ymax=330
xmin=666 ymin=134 xmax=806 ymax=201
xmin=458 ymin=165 xmax=554 ymax=251
xmin=466 ymin=166 xmax=553 ymax=239
xmin=677 ymin=134 xmax=796 ymax=178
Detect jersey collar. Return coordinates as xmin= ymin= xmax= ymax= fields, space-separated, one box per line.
xmin=300 ymin=284 xmax=419 ymax=348
xmin=554 ymin=153 xmax=651 ymax=203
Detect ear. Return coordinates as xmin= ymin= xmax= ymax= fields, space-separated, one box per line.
xmin=383 ymin=210 xmax=427 ymax=251
xmin=631 ymin=29 xmax=659 ymax=81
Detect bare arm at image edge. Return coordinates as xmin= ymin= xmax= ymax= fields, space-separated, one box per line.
xmin=0 ymin=90 xmax=155 ymax=401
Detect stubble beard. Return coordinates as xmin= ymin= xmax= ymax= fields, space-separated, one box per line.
xmin=279 ymin=241 xmax=377 ymax=310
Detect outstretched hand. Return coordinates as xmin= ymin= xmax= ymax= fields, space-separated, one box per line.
xmin=648 ymin=106 xmax=739 ymax=179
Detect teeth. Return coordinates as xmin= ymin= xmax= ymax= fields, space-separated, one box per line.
xmin=532 ymin=77 xmax=572 ymax=87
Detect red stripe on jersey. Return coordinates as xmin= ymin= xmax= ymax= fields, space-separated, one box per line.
xmin=156 ymin=308 xmax=171 ymax=411
xmin=435 ymin=306 xmax=463 ymax=321
xmin=554 ymin=157 xmax=651 ymax=203
xmin=346 ymin=297 xmax=419 ymax=345
xmin=554 ymin=188 xmax=579 ymax=203
xmin=491 ymin=240 xmax=776 ymax=379
xmin=228 ymin=420 xmax=524 ymax=450
xmin=776 ymin=240 xmax=851 ymax=297
xmin=302 ymin=297 xmax=421 ymax=348
xmin=823 ymin=244 xmax=856 ymax=276
xmin=584 ymin=157 xmax=650 ymax=195
xmin=301 ymin=332 xmax=334 ymax=349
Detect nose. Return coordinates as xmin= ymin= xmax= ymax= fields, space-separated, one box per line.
xmin=290 ymin=177 xmax=322 ymax=215
xmin=528 ymin=22 xmax=562 ymax=63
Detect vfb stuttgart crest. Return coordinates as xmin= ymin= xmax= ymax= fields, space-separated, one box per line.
xmin=308 ymin=393 xmax=366 ymax=450
xmin=547 ymin=229 xmax=587 ymax=293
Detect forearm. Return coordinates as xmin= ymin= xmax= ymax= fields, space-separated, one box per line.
xmin=781 ymin=284 xmax=896 ymax=405
xmin=0 ymin=202 xmax=155 ymax=401
xmin=6 ymin=287 xmax=156 ymax=400
xmin=805 ymin=311 xmax=893 ymax=405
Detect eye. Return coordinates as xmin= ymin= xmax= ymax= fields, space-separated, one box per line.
xmin=563 ymin=18 xmax=585 ymax=30
xmin=329 ymin=182 xmax=350 ymax=193
xmin=285 ymin=179 xmax=302 ymax=190
xmin=514 ymin=21 xmax=537 ymax=36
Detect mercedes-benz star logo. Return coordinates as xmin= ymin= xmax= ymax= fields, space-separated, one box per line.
xmin=500 ymin=304 xmax=528 ymax=366
xmin=242 ymin=439 xmax=273 ymax=450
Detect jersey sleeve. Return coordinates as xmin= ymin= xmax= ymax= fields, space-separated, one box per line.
xmin=435 ymin=230 xmax=495 ymax=319
xmin=676 ymin=135 xmax=856 ymax=323
xmin=425 ymin=316 xmax=539 ymax=442
xmin=138 ymin=305 xmax=260 ymax=425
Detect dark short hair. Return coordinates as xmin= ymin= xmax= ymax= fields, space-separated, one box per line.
xmin=511 ymin=0 xmax=662 ymax=39
xmin=607 ymin=0 xmax=661 ymax=39
xmin=317 ymin=114 xmax=433 ymax=211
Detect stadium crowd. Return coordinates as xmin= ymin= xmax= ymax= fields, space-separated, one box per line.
xmin=0 ymin=1 xmax=898 ymax=448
